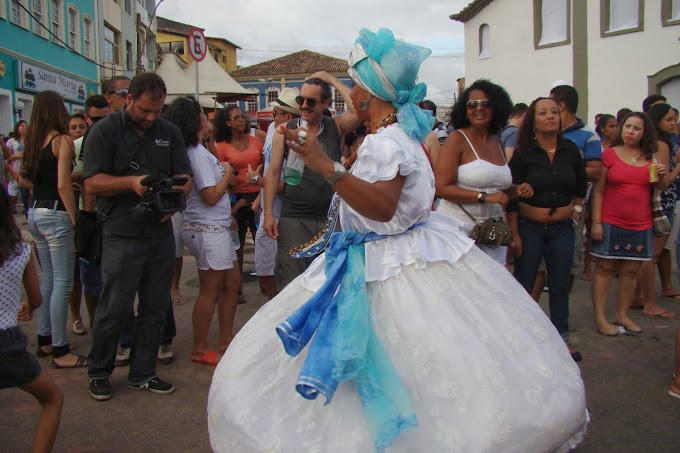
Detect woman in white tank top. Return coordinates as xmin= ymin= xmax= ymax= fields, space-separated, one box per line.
xmin=434 ymin=80 xmax=533 ymax=264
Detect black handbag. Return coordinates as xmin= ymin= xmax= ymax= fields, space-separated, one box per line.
xmin=75 ymin=209 xmax=102 ymax=265
xmin=458 ymin=204 xmax=513 ymax=249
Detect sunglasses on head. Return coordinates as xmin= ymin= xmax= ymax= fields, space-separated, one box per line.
xmin=295 ymin=96 xmax=320 ymax=108
xmin=108 ymin=88 xmax=129 ymax=96
xmin=466 ymin=99 xmax=492 ymax=108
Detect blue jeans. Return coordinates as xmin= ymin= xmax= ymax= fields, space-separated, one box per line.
xmin=513 ymin=218 xmax=575 ymax=342
xmin=28 ymin=208 xmax=75 ymax=352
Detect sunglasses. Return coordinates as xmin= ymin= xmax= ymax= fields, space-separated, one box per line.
xmin=295 ymin=96 xmax=320 ymax=108
xmin=466 ymin=99 xmax=492 ymax=109
xmin=108 ymin=88 xmax=129 ymax=96
xmin=228 ymin=114 xmax=247 ymax=121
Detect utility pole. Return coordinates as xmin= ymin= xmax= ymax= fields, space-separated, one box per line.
xmin=136 ymin=0 xmax=165 ymax=75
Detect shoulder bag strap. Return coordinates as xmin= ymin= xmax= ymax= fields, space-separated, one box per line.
xmin=457 ymin=203 xmax=479 ymax=224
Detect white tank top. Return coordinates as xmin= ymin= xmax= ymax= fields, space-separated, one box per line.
xmin=436 ymin=130 xmax=512 ymax=225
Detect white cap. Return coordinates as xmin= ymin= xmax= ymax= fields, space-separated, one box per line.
xmin=551 ymin=79 xmax=570 ymax=89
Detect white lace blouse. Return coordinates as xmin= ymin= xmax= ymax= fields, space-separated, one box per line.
xmin=300 ymin=124 xmax=474 ymax=291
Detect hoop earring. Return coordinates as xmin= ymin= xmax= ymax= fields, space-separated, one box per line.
xmin=533 ymin=129 xmax=537 ymax=140
xmin=360 ymin=95 xmax=373 ymax=111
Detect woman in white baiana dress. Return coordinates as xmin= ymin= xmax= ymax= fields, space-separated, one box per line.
xmin=208 ymin=28 xmax=588 ymax=453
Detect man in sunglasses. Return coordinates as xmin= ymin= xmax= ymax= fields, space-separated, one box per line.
xmin=263 ymin=71 xmax=360 ymax=289
xmin=104 ymin=76 xmax=131 ymax=113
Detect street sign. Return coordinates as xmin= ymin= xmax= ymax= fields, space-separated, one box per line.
xmin=188 ymin=28 xmax=207 ymax=62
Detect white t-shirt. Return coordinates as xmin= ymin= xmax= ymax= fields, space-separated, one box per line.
xmin=261 ymin=121 xmax=283 ymax=218
xmin=184 ymin=144 xmax=232 ymax=227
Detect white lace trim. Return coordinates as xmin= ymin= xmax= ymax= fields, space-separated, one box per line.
xmin=300 ymin=212 xmax=474 ymax=291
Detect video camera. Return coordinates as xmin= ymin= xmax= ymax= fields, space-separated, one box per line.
xmin=131 ymin=173 xmax=188 ymax=223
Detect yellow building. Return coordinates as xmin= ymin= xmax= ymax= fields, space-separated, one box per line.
xmin=156 ymin=17 xmax=240 ymax=72
xmin=206 ymin=37 xmax=240 ymax=73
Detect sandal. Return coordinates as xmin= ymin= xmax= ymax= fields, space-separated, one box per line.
xmin=72 ymin=319 xmax=88 ymax=335
xmin=238 ymin=293 xmax=247 ymax=305
xmin=51 ymin=353 xmax=88 ymax=369
xmin=192 ymin=350 xmax=218 ymax=367
xmin=172 ymin=294 xmax=189 ymax=305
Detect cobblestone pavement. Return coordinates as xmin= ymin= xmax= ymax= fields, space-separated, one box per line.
xmin=1 ymin=215 xmax=679 ymax=452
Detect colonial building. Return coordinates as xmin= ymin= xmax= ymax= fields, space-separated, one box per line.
xmin=229 ymin=50 xmax=352 ymax=121
xmin=157 ymin=17 xmax=240 ymax=73
xmin=97 ymin=0 xmax=157 ymax=80
xmin=0 ymin=0 xmax=99 ymax=133
xmin=451 ymin=0 xmax=680 ymax=121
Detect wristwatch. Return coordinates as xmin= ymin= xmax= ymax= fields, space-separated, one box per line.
xmin=250 ymin=175 xmax=260 ymax=185
xmin=325 ymin=161 xmax=347 ymax=185
xmin=573 ymin=204 xmax=583 ymax=213
xmin=477 ymin=192 xmax=487 ymax=204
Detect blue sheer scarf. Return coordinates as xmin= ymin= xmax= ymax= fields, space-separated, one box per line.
xmin=277 ymin=231 xmax=418 ymax=452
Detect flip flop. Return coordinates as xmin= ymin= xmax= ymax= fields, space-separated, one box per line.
xmin=613 ymin=322 xmax=642 ymax=334
xmin=72 ymin=319 xmax=88 ymax=335
xmin=172 ymin=294 xmax=188 ymax=305
xmin=643 ymin=311 xmax=677 ymax=319
xmin=669 ymin=390 xmax=680 ymax=400
xmin=192 ymin=350 xmax=218 ymax=367
xmin=660 ymin=293 xmax=680 ymax=303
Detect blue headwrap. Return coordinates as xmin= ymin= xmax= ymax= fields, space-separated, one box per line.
xmin=348 ymin=28 xmax=434 ymax=143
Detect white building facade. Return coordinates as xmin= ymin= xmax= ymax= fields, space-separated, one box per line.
xmin=452 ymin=0 xmax=680 ymax=121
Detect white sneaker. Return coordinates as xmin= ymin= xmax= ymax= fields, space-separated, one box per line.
xmin=158 ymin=344 xmax=174 ymax=364
xmin=115 ymin=347 xmax=131 ymax=367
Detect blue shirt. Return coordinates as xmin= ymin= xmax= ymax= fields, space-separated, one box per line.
xmin=562 ymin=119 xmax=602 ymax=162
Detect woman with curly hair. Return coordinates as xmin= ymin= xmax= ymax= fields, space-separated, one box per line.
xmin=164 ymin=97 xmax=240 ymax=365
xmin=434 ymin=79 xmax=533 ymax=264
xmin=21 ymin=91 xmax=86 ymax=368
xmin=591 ymin=112 xmax=673 ymax=335
xmin=508 ymin=97 xmax=587 ymax=360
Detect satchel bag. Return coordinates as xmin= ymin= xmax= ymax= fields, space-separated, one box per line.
xmin=458 ymin=204 xmax=513 ymax=248
xmin=651 ymin=187 xmax=671 ymax=237
xmin=75 ymin=209 xmax=103 ymax=265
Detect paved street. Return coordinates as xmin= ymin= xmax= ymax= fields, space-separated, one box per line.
xmin=2 ymin=219 xmax=680 ymax=452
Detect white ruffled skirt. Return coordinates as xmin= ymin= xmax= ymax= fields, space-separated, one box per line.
xmin=208 ymin=240 xmax=588 ymax=452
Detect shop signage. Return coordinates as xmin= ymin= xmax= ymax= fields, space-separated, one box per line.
xmin=16 ymin=61 xmax=86 ymax=102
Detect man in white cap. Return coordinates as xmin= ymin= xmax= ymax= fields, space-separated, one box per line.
xmin=246 ymin=88 xmax=301 ymax=298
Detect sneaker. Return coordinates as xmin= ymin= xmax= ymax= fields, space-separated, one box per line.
xmin=115 ymin=347 xmax=131 ymax=367
xmin=89 ymin=378 xmax=112 ymax=401
xmin=157 ymin=344 xmax=174 ymax=364
xmin=128 ymin=377 xmax=175 ymax=394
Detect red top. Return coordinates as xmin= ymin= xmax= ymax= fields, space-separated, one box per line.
xmin=601 ymin=147 xmax=653 ymax=230
xmin=214 ymin=137 xmax=263 ymax=194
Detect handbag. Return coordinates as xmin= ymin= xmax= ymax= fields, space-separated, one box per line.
xmin=651 ymin=187 xmax=671 ymax=237
xmin=75 ymin=209 xmax=103 ymax=265
xmin=458 ymin=204 xmax=513 ymax=248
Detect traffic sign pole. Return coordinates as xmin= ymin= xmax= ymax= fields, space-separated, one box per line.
xmin=188 ymin=28 xmax=207 ymax=101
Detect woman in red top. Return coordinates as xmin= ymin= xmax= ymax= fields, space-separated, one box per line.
xmin=214 ymin=107 xmax=264 ymax=293
xmin=590 ymin=112 xmax=669 ymax=335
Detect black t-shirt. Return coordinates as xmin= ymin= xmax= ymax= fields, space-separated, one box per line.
xmin=508 ymin=137 xmax=587 ymax=212
xmin=83 ymin=110 xmax=192 ymax=237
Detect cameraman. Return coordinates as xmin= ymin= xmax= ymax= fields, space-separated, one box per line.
xmin=83 ymin=73 xmax=191 ymax=401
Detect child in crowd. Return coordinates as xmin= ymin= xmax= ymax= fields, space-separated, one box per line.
xmin=0 ymin=188 xmax=63 ymax=452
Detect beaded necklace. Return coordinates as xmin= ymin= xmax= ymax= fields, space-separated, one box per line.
xmin=370 ymin=112 xmax=398 ymax=134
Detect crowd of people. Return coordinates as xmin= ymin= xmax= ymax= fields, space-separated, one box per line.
xmin=0 ymin=27 xmax=679 ymax=452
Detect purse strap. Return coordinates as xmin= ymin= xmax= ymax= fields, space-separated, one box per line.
xmin=457 ymin=203 xmax=480 ymax=224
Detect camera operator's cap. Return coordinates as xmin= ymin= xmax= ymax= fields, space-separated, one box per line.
xmin=271 ymin=87 xmax=301 ymax=116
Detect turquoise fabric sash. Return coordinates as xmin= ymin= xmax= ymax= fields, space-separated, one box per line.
xmin=277 ymin=231 xmax=418 ymax=452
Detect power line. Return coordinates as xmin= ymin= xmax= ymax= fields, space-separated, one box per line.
xmin=14 ymin=0 xmax=134 ymax=73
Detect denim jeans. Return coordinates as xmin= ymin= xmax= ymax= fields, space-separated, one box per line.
xmin=513 ymin=218 xmax=575 ymax=342
xmin=28 ymin=208 xmax=75 ymax=350
xmin=119 ymin=303 xmax=176 ymax=348
xmin=87 ymin=228 xmax=174 ymax=385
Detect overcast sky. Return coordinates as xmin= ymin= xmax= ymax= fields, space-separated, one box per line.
xmin=158 ymin=0 xmax=470 ymax=108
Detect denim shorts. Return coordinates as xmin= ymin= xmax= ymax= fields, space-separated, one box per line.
xmin=590 ymin=222 xmax=653 ymax=260
xmin=0 ymin=326 xmax=41 ymax=389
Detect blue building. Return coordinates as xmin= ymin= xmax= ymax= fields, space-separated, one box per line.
xmin=0 ymin=0 xmax=99 ymax=134
xmin=230 ymin=50 xmax=352 ymax=128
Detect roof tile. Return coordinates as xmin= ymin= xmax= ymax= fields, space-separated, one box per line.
xmin=230 ymin=50 xmax=348 ymax=77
